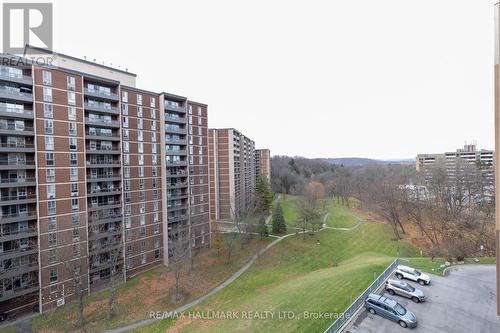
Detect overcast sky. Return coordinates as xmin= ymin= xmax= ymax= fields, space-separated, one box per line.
xmin=47 ymin=0 xmax=495 ymax=159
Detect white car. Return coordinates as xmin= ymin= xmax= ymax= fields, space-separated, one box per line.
xmin=395 ymin=265 xmax=431 ymax=286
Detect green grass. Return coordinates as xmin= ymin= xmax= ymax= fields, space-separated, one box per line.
xmin=136 ymin=208 xmax=419 ymax=333
xmin=401 ymin=256 xmax=497 ymax=276
xmin=274 ymin=194 xmax=302 ymax=227
xmin=324 ymin=200 xmax=359 ymax=228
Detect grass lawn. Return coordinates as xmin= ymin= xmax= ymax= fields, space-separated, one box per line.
xmin=324 ymin=200 xmax=359 ymax=228
xmin=401 ymin=256 xmax=497 ymax=276
xmin=274 ymin=194 xmax=302 ymax=227
xmin=12 ymin=235 xmax=272 ymax=333
xmin=135 ymin=216 xmax=419 ymax=333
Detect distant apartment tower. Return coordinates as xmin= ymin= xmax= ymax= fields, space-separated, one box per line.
xmin=416 ymin=143 xmax=494 ymax=186
xmin=0 ymin=47 xmax=210 ymax=314
xmin=208 ymin=129 xmax=256 ymax=221
xmin=255 ymin=149 xmax=271 ymax=183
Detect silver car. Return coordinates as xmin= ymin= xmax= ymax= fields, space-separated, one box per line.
xmin=385 ymin=279 xmax=425 ymax=303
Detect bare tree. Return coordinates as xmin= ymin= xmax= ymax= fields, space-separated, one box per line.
xmin=169 ymin=223 xmax=190 ymax=302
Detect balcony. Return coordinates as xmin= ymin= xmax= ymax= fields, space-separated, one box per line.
xmin=165 ymin=114 xmax=186 ymax=124
xmin=84 ymin=88 xmax=119 ymax=102
xmin=165 ymin=127 xmax=186 ymax=135
xmin=87 ymin=187 xmax=122 ymax=197
xmin=85 ymin=118 xmax=120 ymax=128
xmin=84 ymin=102 xmax=119 ymax=115
xmin=0 ymin=226 xmax=37 ymax=242
xmin=85 ymin=132 xmax=121 ymax=141
xmin=0 ymin=212 xmax=37 ymax=224
xmin=0 ymin=126 xmax=34 ymax=136
xmin=0 ymin=177 xmax=36 ymax=188
xmin=0 ymin=246 xmax=38 ymax=261
xmin=86 ymin=160 xmax=121 ymax=168
xmin=87 ymin=201 xmax=122 ymax=212
xmin=0 ymin=160 xmax=35 ymax=170
xmin=168 ymin=215 xmax=188 ymax=223
xmin=88 ymin=214 xmax=122 ymax=226
xmin=167 ymin=193 xmax=188 ymax=200
xmin=0 ymin=86 xmax=33 ymax=103
xmin=0 ymin=107 xmax=33 ymax=119
xmin=164 ymin=103 xmax=185 ymax=113
xmin=89 ymin=228 xmax=122 ymax=240
xmin=166 ymin=149 xmax=187 ymax=156
xmin=168 ymin=181 xmax=188 ymax=189
xmin=165 ymin=138 xmax=187 ymax=145
xmin=0 ymin=282 xmax=39 ymax=303
xmin=166 ymin=171 xmax=188 ymax=178
xmin=0 ymin=195 xmax=37 ymax=206
xmin=166 ymin=160 xmax=187 ymax=167
xmin=0 ymin=68 xmax=32 ymax=86
xmin=0 ymin=142 xmax=35 ymax=153
xmin=167 ymin=204 xmax=187 ymax=212
xmin=87 ymin=175 xmax=122 ymax=182
xmin=86 ymin=147 xmax=121 ymax=155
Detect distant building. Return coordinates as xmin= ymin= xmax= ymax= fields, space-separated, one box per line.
xmin=255 ymin=149 xmax=271 ymax=183
xmin=416 ymin=144 xmax=494 ymax=186
xmin=208 ymin=128 xmax=257 ymax=221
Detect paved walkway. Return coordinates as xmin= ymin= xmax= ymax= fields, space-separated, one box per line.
xmin=323 ymin=215 xmax=364 ymax=231
xmin=106 ymin=211 xmax=333 ymax=333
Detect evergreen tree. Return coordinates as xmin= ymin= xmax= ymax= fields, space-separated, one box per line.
xmin=272 ymin=202 xmax=287 ymax=234
xmin=255 ymin=176 xmax=273 ymax=213
xmin=258 ymin=215 xmax=268 ymax=239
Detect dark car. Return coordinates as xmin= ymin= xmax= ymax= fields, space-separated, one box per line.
xmin=364 ymin=293 xmax=417 ymax=328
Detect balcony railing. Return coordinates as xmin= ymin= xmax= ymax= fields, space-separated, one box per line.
xmin=0 ymin=86 xmax=33 ymax=100
xmin=0 ymin=226 xmax=37 ymax=238
xmin=0 ymin=160 xmax=34 ymax=166
xmin=87 ymin=174 xmax=121 ymax=180
xmin=88 ymin=187 xmax=121 ymax=195
xmin=0 ymin=106 xmax=33 ymax=118
xmin=85 ymin=118 xmax=120 ymax=127
xmin=0 ymin=212 xmax=37 ymax=221
xmin=86 ymin=160 xmax=121 ymax=166
xmin=0 ymin=177 xmax=35 ymax=184
xmin=0 ymin=126 xmax=33 ymax=132
xmin=0 ymin=143 xmax=34 ymax=149
xmin=0 ymin=195 xmax=36 ymax=202
xmin=84 ymin=88 xmax=119 ymax=100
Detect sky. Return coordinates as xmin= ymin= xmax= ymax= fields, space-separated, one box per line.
xmin=18 ymin=0 xmax=499 ymax=158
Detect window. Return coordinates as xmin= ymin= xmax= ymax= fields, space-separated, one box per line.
xmin=138 ymin=166 xmax=144 ymax=177
xmin=72 ymin=214 xmax=79 ymax=228
xmin=123 ymin=141 xmax=129 ymax=153
xmin=45 ymin=136 xmax=54 ymax=150
xmin=47 ymin=200 xmax=56 ymax=215
xmin=139 ymin=178 xmax=145 ymax=190
xmin=152 ymin=155 xmax=157 ymax=165
xmin=73 ymin=243 xmax=80 ymax=257
xmin=46 ymin=168 xmax=55 ymax=182
xmin=151 ymin=132 xmax=156 ymax=142
xmin=69 ymin=122 xmax=77 ymax=136
xmin=139 ymin=191 xmax=145 ymax=202
xmin=138 ymin=154 xmax=144 ymax=166
xmin=151 ymin=120 xmax=156 ymax=130
xmin=122 ymin=103 xmax=128 ymax=115
xmin=70 ymin=167 xmax=78 ymax=181
xmin=140 ymin=226 xmax=146 ymax=236
xmin=137 ymin=118 xmax=143 ymax=129
xmin=67 ymin=76 xmax=76 ymax=90
xmin=69 ymin=137 xmax=77 ymax=151
xmin=122 ymin=116 xmax=128 ymax=128
xmin=150 ymin=108 xmax=156 ymax=119
xmin=124 ymin=191 xmax=131 ymax=203
xmin=68 ymin=106 xmax=76 ymax=120
xmin=48 ymin=217 xmax=57 ymax=231
xmin=46 ymin=152 xmax=54 ymax=166
xmin=141 ymin=254 xmax=147 ymax=264
xmin=137 ymin=94 xmax=142 ymax=105
xmin=71 ymin=198 xmax=79 ymax=210
xmin=154 ymin=212 xmax=159 ymax=223
xmin=49 ymin=249 xmax=58 ymax=264
xmin=123 ymin=129 xmax=129 ymax=140
xmin=43 ymin=87 xmax=52 ymax=102
xmin=124 ymin=154 xmax=130 ymax=165
xmin=150 ymin=97 xmax=155 ymax=107
xmin=71 ymin=183 xmax=78 ymax=196
xmin=124 ymin=179 xmax=130 ymax=191
xmin=137 ymin=106 xmax=143 ymax=118
xmin=125 ymin=204 xmax=131 ymax=216
xmin=122 ymin=91 xmax=128 ymax=103
xmin=67 ymin=91 xmax=76 ymax=106
xmin=154 ymin=223 xmax=160 ymax=234
xmin=42 ymin=71 xmax=52 ymax=85
xmin=138 ymin=131 xmax=143 ymax=141
xmin=153 ymin=200 xmax=159 ymax=211
xmin=138 ymin=142 xmax=144 ymax=154
xmin=125 ymin=217 xmax=131 ymax=229
xmin=49 ymin=268 xmax=58 ymax=283
xmin=44 ymin=104 xmax=53 ymax=118
xmin=140 ymin=215 xmax=145 ymax=225
xmin=44 ymin=120 xmax=53 ymax=134
xmin=69 ymin=153 xmax=78 ymax=166
xmin=152 ymin=166 xmax=157 ymax=177
xmin=47 ymin=184 xmax=56 ymax=199
xmin=124 ymin=167 xmax=130 ymax=178
xmin=188 ymin=105 xmax=192 ymax=114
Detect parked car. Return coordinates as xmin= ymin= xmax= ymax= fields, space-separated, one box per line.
xmin=395 ymin=265 xmax=431 ymax=286
xmin=385 ymin=279 xmax=425 ymax=303
xmin=364 ymin=293 xmax=417 ymax=328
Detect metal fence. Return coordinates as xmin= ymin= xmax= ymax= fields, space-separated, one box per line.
xmin=323 ymin=258 xmax=399 ymax=333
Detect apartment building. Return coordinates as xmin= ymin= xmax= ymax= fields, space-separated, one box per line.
xmin=0 ymin=47 xmax=210 ymax=314
xmin=255 ymin=149 xmax=271 ymax=183
xmin=208 ymin=128 xmax=256 ymax=221
xmin=416 ymin=144 xmax=494 ymax=187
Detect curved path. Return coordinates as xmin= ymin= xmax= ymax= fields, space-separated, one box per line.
xmin=324 ymin=215 xmax=364 ymax=231
xmin=107 ymin=211 xmax=332 ymax=333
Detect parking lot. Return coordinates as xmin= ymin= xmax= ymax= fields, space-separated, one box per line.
xmin=344 ymin=265 xmax=500 ymax=333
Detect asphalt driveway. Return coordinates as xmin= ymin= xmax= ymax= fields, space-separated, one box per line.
xmin=344 ymin=265 xmax=499 ymax=333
